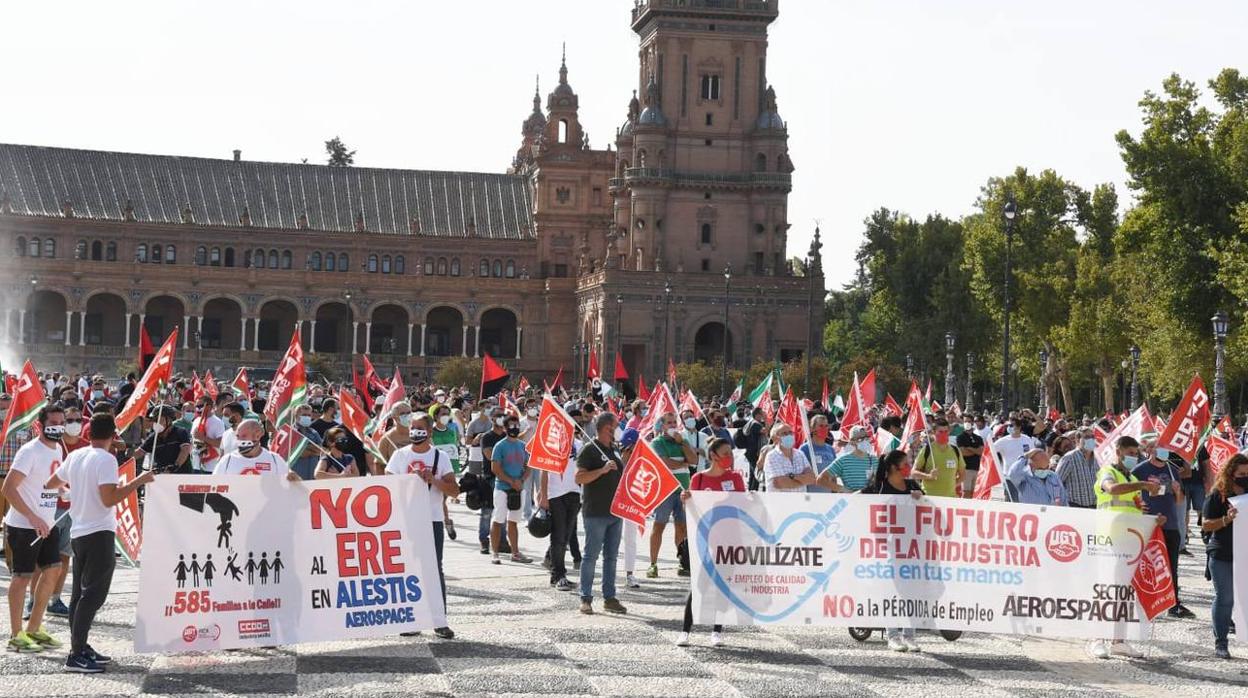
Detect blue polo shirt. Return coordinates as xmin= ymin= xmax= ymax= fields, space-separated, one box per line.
xmin=491 ymin=437 xmax=528 ymax=491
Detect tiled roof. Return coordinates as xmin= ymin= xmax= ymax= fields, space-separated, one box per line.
xmin=0 ymin=143 xmax=535 ymax=239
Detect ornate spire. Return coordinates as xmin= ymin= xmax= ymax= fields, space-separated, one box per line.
xmin=559 ymin=42 xmax=567 ymax=85
xmin=532 ymin=75 xmax=541 ymax=112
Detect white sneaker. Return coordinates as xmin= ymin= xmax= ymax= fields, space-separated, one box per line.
xmin=674 ymin=632 xmax=690 ymax=647
xmin=626 ymin=573 xmax=640 ymax=589
xmin=887 ymin=638 xmax=908 ymax=652
xmin=904 ymin=638 xmax=921 ymax=653
xmin=710 ymin=631 xmax=724 ymax=647
xmin=1110 ymin=641 xmax=1144 ymax=659
xmin=1087 ymin=640 xmax=1110 ymax=659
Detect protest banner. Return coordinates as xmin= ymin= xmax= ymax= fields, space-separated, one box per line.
xmin=135 ymin=475 xmax=445 ymax=652
xmin=115 ymin=458 xmax=143 ymax=565
xmin=1232 ymin=493 xmax=1248 ymax=637
xmin=687 ymin=491 xmax=1159 ymax=640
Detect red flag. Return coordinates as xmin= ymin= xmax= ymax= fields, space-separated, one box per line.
xmin=972 ymin=430 xmax=1003 ymax=499
xmin=500 ymin=392 xmax=522 ymax=418
xmin=270 ymin=424 xmax=311 ymax=463
xmin=336 ymin=387 xmax=372 ymax=444
xmin=116 ymin=329 xmax=178 ymax=432
xmin=883 ymin=393 xmax=903 ymax=418
xmin=352 ymin=365 xmax=375 ymax=412
xmin=898 ymin=382 xmax=927 ymax=454
xmin=231 ymin=367 xmax=251 ymax=398
xmin=361 ymin=354 xmax=386 ymax=394
xmin=1 ymin=360 xmax=47 ymax=442
xmin=548 ymin=366 xmax=564 ymax=393
xmin=860 ymin=368 xmax=877 ymax=407
xmin=115 ymin=458 xmax=143 ymax=564
xmin=679 ymin=389 xmax=704 ymax=420
xmin=610 ymin=438 xmax=681 ymax=525
xmin=1132 ymin=525 xmax=1178 ymax=620
xmin=264 ymin=329 xmax=306 ymax=426
xmin=138 ymin=324 xmax=155 ymax=372
xmin=202 ymin=370 xmax=219 ymax=401
xmin=1215 ymin=414 xmax=1233 ymax=436
xmin=820 ymin=378 xmax=830 ymax=412
xmin=637 ymin=374 xmax=650 ymax=400
xmin=190 ymin=371 xmax=205 ymax=403
xmin=480 ymin=354 xmax=510 ymax=400
xmin=777 ymin=387 xmax=810 ymax=451
xmin=518 ymin=376 xmax=531 ymax=394
xmin=1094 ymin=405 xmax=1152 ymax=467
xmin=371 ymin=369 xmax=407 ymax=443
xmin=1046 ymin=406 xmax=1060 ymax=422
xmin=838 ymin=372 xmax=866 ymax=439
xmin=1206 ymin=433 xmax=1239 ymax=481
xmin=614 ymin=355 xmax=630 ymax=382
xmin=667 ymin=359 xmax=678 ymax=388
xmin=587 ymin=350 xmax=600 ymax=381
xmin=527 ymin=396 xmax=576 ymax=474
xmin=1157 ymin=376 xmax=1210 ymax=463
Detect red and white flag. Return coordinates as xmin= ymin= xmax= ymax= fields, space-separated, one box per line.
xmin=231 ymin=367 xmax=251 ymax=398
xmin=1132 ymin=525 xmax=1178 ymax=620
xmin=526 ymin=396 xmax=576 ymax=474
xmin=611 ymin=438 xmax=681 ymax=525
xmin=1 ymin=360 xmax=47 ymax=442
xmin=116 ymin=329 xmax=178 ymax=433
xmin=972 ymin=431 xmax=1003 ymax=500
xmin=202 ymin=370 xmax=219 ymax=401
xmin=1157 ymin=376 xmax=1210 ymax=463
xmin=115 ymin=458 xmax=143 ymax=564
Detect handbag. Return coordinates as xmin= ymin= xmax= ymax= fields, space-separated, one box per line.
xmin=506 ymin=489 xmax=521 ymax=511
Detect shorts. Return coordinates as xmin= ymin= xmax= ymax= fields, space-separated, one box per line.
xmin=5 ymin=525 xmax=62 ymax=576
xmin=1183 ymin=481 xmax=1207 ymax=514
xmin=962 ymin=468 xmax=979 ymax=494
xmin=491 ymin=488 xmax=522 ymax=525
xmin=54 ymin=511 xmax=72 ymax=558
xmin=652 ymin=489 xmax=685 ymax=525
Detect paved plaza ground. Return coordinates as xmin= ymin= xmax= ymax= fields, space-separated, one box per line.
xmin=3 ymin=499 xmax=1247 ymax=697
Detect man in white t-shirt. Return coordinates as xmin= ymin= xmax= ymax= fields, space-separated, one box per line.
xmin=191 ymin=398 xmax=225 ymax=473
xmin=384 ymin=414 xmax=457 ymax=640
xmin=992 ymin=417 xmax=1036 ymax=478
xmin=2 ymin=406 xmax=68 ymax=654
xmin=539 ymin=428 xmax=583 ymax=592
xmin=45 ymin=413 xmax=153 ymax=673
xmin=212 ymin=420 xmax=299 ymax=480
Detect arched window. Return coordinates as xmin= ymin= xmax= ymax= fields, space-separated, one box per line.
xmin=436 ymin=257 xmax=447 ymax=275
xmin=253 ymin=248 xmax=266 ymax=268
xmin=43 ymin=238 xmax=56 ymax=258
xmin=381 ymin=255 xmax=391 ymax=274
xmin=28 ymin=237 xmax=41 ymax=257
xmin=450 ymin=258 xmax=460 ymax=276
xmin=210 ymin=247 xmax=221 ymax=266
xmin=338 ymin=253 xmax=348 ymax=272
xmin=196 ymin=246 xmax=207 ymax=266
xmin=492 ymin=260 xmax=502 ymax=278
xmin=151 ymin=244 xmax=163 ymax=263
xmin=479 ymin=259 xmax=489 ymax=277
xmin=325 ymin=252 xmax=336 ymax=272
xmin=281 ymin=250 xmax=292 ymax=269
xmin=424 ymin=257 xmax=434 ymax=275
xmin=76 ymin=240 xmax=87 ymax=259
xmin=700 ymin=223 xmax=712 ymax=245
xmin=755 ymin=153 xmax=767 ymax=172
xmin=136 ymin=243 xmax=147 ymax=263
xmin=637 ymin=149 xmax=647 ymax=167
xmin=224 ymin=248 xmax=235 ymax=267
xmin=368 ymin=254 xmax=378 ymax=273
xmin=395 ymin=255 xmax=405 ymax=274
xmin=268 ymin=249 xmax=278 ymax=269
xmin=15 ymin=236 xmax=26 ymax=257
xmin=92 ymin=240 xmax=103 ymax=261
xmin=165 ymin=245 xmax=176 ymax=264
xmin=105 ymin=242 xmax=116 ymax=261
xmin=309 ymin=251 xmax=322 ymax=271
xmin=505 ymin=259 xmax=516 ymax=278
xmin=558 ymin=119 xmax=569 ymax=143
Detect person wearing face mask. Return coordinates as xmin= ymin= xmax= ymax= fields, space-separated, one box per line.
xmin=702 ymin=410 xmax=732 ymax=443
xmin=539 ymin=409 xmax=584 ymax=592
xmin=34 ymin=406 xmax=89 ymax=620
xmin=992 ymin=417 xmax=1036 ymax=475
xmin=429 ymin=404 xmax=461 ymax=540
xmin=733 ymin=406 xmax=767 ymax=491
xmin=1131 ymin=438 xmax=1193 ymax=619
xmin=820 ymin=425 xmax=874 ymax=493
xmin=477 ymin=409 xmax=510 ymax=555
xmin=464 ymin=405 xmax=492 ymax=478
xmin=1202 ymin=453 xmax=1248 ymax=659
xmin=489 ymin=416 xmax=532 ymax=565
xmin=213 ymin=419 xmax=301 ymax=481
xmin=313 ymin=428 xmax=358 ymax=479
xmin=134 ymin=406 xmax=192 ymax=475
xmin=190 ymin=398 xmax=225 ymax=475
xmin=288 ymin=404 xmax=324 ymax=481
xmin=955 ymin=418 xmax=985 ymax=499
xmin=648 ymin=411 xmax=699 ymax=578
xmin=172 ymin=402 xmax=195 ymax=433
xmin=385 ymin=414 xmax=458 ymax=640
xmin=912 ymin=418 xmax=965 ymax=498
xmin=675 ymin=438 xmax=743 ymax=647
xmin=1056 ymin=428 xmax=1100 ymax=508
xmin=806 ymin=415 xmax=838 ymax=494
xmin=517 ymin=399 xmax=541 ymax=521
xmin=1087 ymin=435 xmax=1164 ymax=660
xmin=217 ymin=402 xmax=247 ymax=456
xmin=2 ymin=405 xmax=69 ymax=654
xmin=377 ymin=401 xmax=414 ymax=463
xmin=763 ymin=423 xmax=815 ymax=496
xmin=1004 ymin=448 xmax=1069 ymax=506
xmin=679 ymin=408 xmax=709 ymax=472
xmin=862 ymin=449 xmax=925 ymax=652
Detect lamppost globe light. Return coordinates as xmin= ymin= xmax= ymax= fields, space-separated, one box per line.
xmin=945 ymin=331 xmax=955 ymax=352
xmin=1213 ymin=310 xmax=1229 ymax=339
xmin=1212 ymin=310 xmax=1230 ymax=417
xmin=1003 ymin=199 xmax=1016 ymax=220
xmin=1129 ymin=345 xmax=1141 ymax=362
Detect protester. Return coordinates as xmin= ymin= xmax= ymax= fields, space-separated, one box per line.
xmin=862 ymin=449 xmax=924 ymax=652
xmin=134 ymin=405 xmax=193 ymax=474
xmin=820 ymin=425 xmax=873 ymax=492
xmin=35 ymin=405 xmax=89 ymax=620
xmin=539 ymin=410 xmax=582 ymax=592
xmin=992 ymin=417 xmax=1036 ymax=474
xmin=1055 ymin=427 xmax=1099 ymax=508
xmin=806 ymin=414 xmax=838 ymax=493
xmin=489 ymin=415 xmax=531 ymax=564
xmin=1005 ymin=448 xmax=1069 ymax=506
xmin=478 ymin=408 xmax=509 ymax=555
xmin=733 ymin=405 xmax=767 ymax=490
xmin=213 ymin=420 xmax=301 ymax=481
xmin=679 ymin=407 xmax=710 ymax=471
xmin=289 ymin=403 xmax=324 ymax=480
xmin=955 ymin=419 xmax=985 ymax=498
xmin=384 ymin=413 xmax=456 ymax=640
xmin=676 ymin=438 xmax=742 ymax=647
xmin=574 ymin=412 xmax=627 ymax=615
xmin=429 ymin=403 xmax=460 ymax=540
xmin=1202 ymin=453 xmax=1246 ymax=660
xmin=191 ymin=397 xmax=225 ymax=474
xmin=314 ymin=427 xmax=359 ymax=479
xmin=44 ymin=413 xmax=154 ymax=673
xmin=375 ymin=400 xmax=413 ymax=463
xmin=1132 ymin=439 xmax=1194 ymax=619
xmin=911 ymin=418 xmax=965 ymax=497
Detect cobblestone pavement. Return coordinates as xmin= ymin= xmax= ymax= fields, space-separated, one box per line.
xmin=2 ymin=500 xmax=1246 ymax=697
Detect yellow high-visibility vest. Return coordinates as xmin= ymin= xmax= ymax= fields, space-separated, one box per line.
xmin=1095 ymin=464 xmax=1141 ymax=513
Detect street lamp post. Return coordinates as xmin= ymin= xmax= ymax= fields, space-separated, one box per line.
xmin=965 ymin=352 xmax=975 ymax=413
xmin=721 ymin=264 xmax=731 ymax=398
xmin=661 ymin=279 xmax=672 ymax=378
xmin=572 ymin=343 xmax=581 ymax=388
xmin=615 ymin=294 xmax=623 ymax=380
xmin=1000 ymin=196 xmax=1016 ymax=414
xmin=806 ymin=256 xmax=817 ymax=397
xmin=1129 ymin=345 xmax=1141 ymax=410
xmin=1038 ymin=348 xmax=1049 ymax=414
xmin=944 ymin=332 xmax=956 ymax=406
xmin=1213 ymin=311 xmax=1229 ymax=418
xmin=906 ymin=354 xmax=914 ymax=381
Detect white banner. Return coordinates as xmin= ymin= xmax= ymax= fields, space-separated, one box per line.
xmin=1230 ymin=493 xmax=1248 ymax=636
xmin=135 ymin=476 xmax=446 ymax=652
xmin=687 ymin=491 xmax=1158 ymax=640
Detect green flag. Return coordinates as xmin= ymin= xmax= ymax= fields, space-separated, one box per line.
xmin=747 ymin=372 xmax=774 ymax=407
xmin=725 ymin=379 xmax=744 ymax=412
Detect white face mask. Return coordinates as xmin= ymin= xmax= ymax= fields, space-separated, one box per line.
xmin=527 ymin=408 xmax=538 ymax=418
xmin=65 ymin=422 xmax=83 ymax=438
xmin=856 ymin=439 xmax=872 ymax=452
xmin=1083 ymin=438 xmax=1097 ymax=451
xmin=298 ymin=415 xmax=313 ymax=427
xmin=438 ymin=415 xmax=451 ymax=426
xmin=494 ymin=417 xmax=507 ymax=427
xmin=666 ymin=427 xmax=680 ymax=439
xmin=151 ymin=422 xmax=165 ymax=435
xmin=683 ymin=417 xmax=697 ymax=430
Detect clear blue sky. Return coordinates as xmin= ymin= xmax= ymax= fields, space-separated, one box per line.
xmin=3 ymin=0 xmax=1245 ymax=288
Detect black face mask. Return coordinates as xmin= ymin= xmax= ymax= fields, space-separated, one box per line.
xmin=335 ymin=437 xmax=352 ymax=450
xmin=506 ymin=426 xmax=521 ymax=438
xmin=1236 ymin=477 xmax=1248 ymax=491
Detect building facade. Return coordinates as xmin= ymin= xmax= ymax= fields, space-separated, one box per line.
xmin=0 ymin=0 xmax=821 ymax=388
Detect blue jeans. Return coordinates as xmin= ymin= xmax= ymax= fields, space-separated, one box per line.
xmin=522 ymin=474 xmax=536 ymax=520
xmin=579 ymin=515 xmax=622 ymax=602
xmin=1209 ymin=556 xmax=1233 ymax=647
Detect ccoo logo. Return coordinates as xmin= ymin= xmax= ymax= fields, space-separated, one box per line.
xmin=1044 ymin=524 xmax=1082 ymax=562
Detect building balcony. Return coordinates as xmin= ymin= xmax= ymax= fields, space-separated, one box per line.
xmin=622 ymin=167 xmax=790 ymax=192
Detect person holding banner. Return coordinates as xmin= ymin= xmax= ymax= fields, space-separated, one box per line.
xmin=385 ymin=413 xmax=458 ymax=640
xmin=1202 ymin=453 xmax=1246 ymax=659
xmin=314 ymin=427 xmax=359 ymax=479
xmin=1133 ymin=438 xmax=1194 ymax=619
xmin=3 ymin=405 xmax=69 ymax=654
xmin=861 ymin=449 xmax=925 ymax=652
xmin=45 ymin=413 xmax=154 ymax=674
xmin=212 ymin=420 xmax=301 ymax=481
xmin=763 ymin=422 xmax=815 ymax=493
xmin=574 ymin=412 xmax=627 ymax=615
xmin=676 ymin=437 xmax=742 ymax=647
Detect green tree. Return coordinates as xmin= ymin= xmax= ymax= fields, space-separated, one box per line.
xmin=433 ymin=357 xmax=482 ymax=391
xmin=324 ymin=136 xmax=356 ymax=167
xmin=305 ymin=353 xmax=341 ymax=383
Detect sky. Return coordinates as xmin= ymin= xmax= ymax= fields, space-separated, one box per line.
xmin=3 ymin=0 xmax=1246 ymax=289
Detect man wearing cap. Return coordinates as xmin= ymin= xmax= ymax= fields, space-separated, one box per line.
xmin=821 ymin=425 xmax=876 ymax=492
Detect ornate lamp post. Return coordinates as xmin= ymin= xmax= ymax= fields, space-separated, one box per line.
xmin=721 ymin=264 xmax=731 ymax=398
xmin=906 ymin=353 xmax=914 ymax=381
xmin=1129 ymin=344 xmax=1141 ymax=410
xmin=965 ymin=352 xmax=975 ymax=413
xmin=661 ymin=279 xmax=672 ymax=377
xmin=615 ymin=294 xmax=623 ymax=379
xmin=572 ymin=343 xmax=581 ymax=387
xmin=944 ymin=332 xmax=956 ymax=405
xmin=1213 ymin=311 xmax=1229 ymax=418
xmin=1038 ymin=348 xmax=1049 ymax=414
xmin=1000 ymin=196 xmax=1016 ymax=413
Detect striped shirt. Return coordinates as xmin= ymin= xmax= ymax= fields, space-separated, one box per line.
xmin=827 ymin=450 xmax=878 ymax=492
xmin=1056 ymin=448 xmax=1098 ymax=507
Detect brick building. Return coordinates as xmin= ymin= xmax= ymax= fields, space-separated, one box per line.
xmin=0 ymin=0 xmax=821 ymax=388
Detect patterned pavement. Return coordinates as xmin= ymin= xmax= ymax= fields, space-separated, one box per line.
xmin=3 ymin=500 xmax=1247 ymax=697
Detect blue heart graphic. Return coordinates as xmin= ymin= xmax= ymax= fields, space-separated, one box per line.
xmin=696 ymin=497 xmax=852 ymax=622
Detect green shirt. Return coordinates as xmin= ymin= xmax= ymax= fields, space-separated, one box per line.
xmin=650 ymin=435 xmax=691 ymax=489
xmin=432 ymin=426 xmax=461 ymax=474
xmin=915 ymin=442 xmax=964 ymax=497
xmin=828 ymin=450 xmax=877 ymax=492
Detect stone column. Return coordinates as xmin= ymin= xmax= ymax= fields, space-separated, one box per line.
xmin=460 ymin=325 xmax=468 ymax=357
xmin=365 ymin=322 xmax=372 ymax=354
xmin=239 ymin=317 xmax=247 ymax=351
xmin=474 ymin=325 xmax=481 ymax=358
xmin=183 ymin=316 xmax=190 ymax=348
xmin=65 ymin=311 xmax=73 ymax=345
xmin=79 ymin=311 xmax=87 ymax=346
xmin=125 ymin=313 xmax=132 ymax=348
xmin=407 ymin=324 xmax=414 ymax=356
xmin=517 ymin=326 xmax=523 ymax=359
xmin=309 ymin=319 xmax=317 ymax=353
xmin=352 ymin=322 xmax=359 ymax=354
xmin=420 ymin=325 xmax=426 ymax=357
xmin=19 ymin=309 xmax=27 ymax=343
xmin=252 ymin=317 xmax=260 ymax=351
